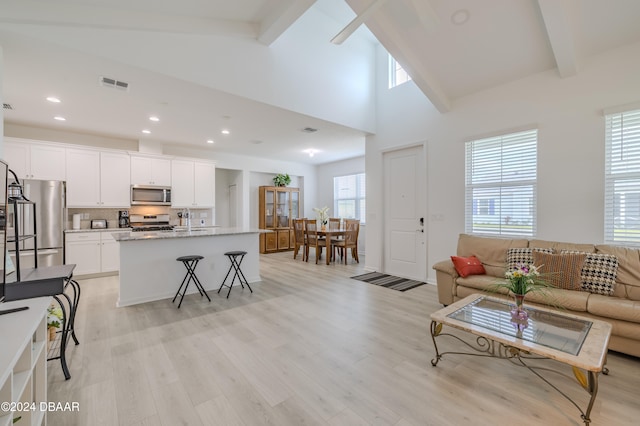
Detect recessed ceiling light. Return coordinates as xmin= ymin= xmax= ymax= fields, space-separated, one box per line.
xmin=54 ymin=116 xmax=66 ymax=121
xmin=149 ymin=116 xmax=160 ymax=122
xmin=46 ymin=97 xmax=61 ymax=103
xmin=451 ymin=9 xmax=470 ymax=25
xmin=142 ymin=129 xmax=151 ymax=134
xmin=207 ymin=140 xmax=214 ymax=144
xmin=221 ymin=129 xmax=230 ymax=135
xmin=303 ymin=149 xmax=320 ymax=157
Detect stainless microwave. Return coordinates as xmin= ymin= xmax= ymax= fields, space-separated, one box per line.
xmin=131 ymin=185 xmax=171 ymax=206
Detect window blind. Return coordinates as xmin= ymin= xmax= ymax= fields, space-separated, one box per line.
xmin=605 ymin=108 xmax=640 ymax=244
xmin=465 ymin=129 xmax=537 ymax=236
xmin=334 ymin=173 xmax=366 ymax=222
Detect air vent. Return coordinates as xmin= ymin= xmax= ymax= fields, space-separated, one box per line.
xmin=99 ymin=76 xmax=129 ymax=91
xmin=3 ymin=103 xmax=13 ymax=110
xmin=302 ymin=127 xmax=318 ymax=133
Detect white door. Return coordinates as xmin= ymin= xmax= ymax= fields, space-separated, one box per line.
xmin=229 ymin=184 xmax=237 ymax=227
xmin=383 ymin=145 xmax=426 ymax=281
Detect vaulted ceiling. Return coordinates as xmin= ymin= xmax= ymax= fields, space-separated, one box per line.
xmin=1 ymin=0 xmax=640 ymax=164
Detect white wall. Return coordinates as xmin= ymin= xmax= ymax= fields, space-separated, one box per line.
xmin=368 ymin=40 xmax=640 ymax=283
xmin=316 ymin=156 xmax=366 ymax=254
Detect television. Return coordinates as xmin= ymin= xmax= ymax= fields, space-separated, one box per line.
xmin=0 ymin=159 xmax=7 ymax=301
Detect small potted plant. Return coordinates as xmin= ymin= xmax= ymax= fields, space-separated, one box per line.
xmin=47 ymin=304 xmax=63 ymax=348
xmin=273 ymin=173 xmax=291 ymax=187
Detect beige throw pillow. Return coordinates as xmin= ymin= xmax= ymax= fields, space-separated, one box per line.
xmin=532 ymin=251 xmax=587 ymax=290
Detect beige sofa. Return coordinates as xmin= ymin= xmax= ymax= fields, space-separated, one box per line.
xmin=432 ymin=233 xmax=640 ymax=358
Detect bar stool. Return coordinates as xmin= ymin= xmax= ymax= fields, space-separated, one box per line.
xmin=218 ymin=251 xmax=252 ymax=298
xmin=173 ymin=255 xmax=211 ymax=308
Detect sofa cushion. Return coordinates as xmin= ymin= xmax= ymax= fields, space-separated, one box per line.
xmin=451 ymin=255 xmax=485 ymax=277
xmin=457 ymin=234 xmax=528 ymax=277
xmin=533 ymin=251 xmax=586 ymax=290
xmin=506 ymin=247 xmax=554 ymax=271
xmin=596 ymin=244 xmax=640 ymax=301
xmin=561 ymin=250 xmax=618 ymax=296
xmin=588 ymin=294 xmax=640 ymax=324
xmin=530 ymin=239 xmax=595 ymax=253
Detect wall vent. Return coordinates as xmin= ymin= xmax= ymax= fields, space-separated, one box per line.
xmin=302 ymin=127 xmax=318 ymax=133
xmin=99 ymin=76 xmax=129 ymax=91
xmin=3 ymin=103 xmax=13 ymax=110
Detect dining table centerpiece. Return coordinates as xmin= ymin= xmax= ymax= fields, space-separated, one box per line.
xmin=313 ymin=206 xmax=330 ymax=231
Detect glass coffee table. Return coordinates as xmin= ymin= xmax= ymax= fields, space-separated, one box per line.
xmin=430 ymin=294 xmax=612 ymax=426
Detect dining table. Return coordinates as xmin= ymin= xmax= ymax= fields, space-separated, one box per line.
xmin=317 ymin=229 xmax=346 ymax=265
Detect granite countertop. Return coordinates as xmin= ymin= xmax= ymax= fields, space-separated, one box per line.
xmin=112 ymin=227 xmax=267 ymax=242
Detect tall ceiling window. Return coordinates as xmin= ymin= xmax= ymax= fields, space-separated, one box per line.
xmin=605 ymin=108 xmax=640 ymax=244
xmin=334 ymin=173 xmax=366 ymax=222
xmin=389 ymin=55 xmax=412 ymax=89
xmin=465 ymin=129 xmax=538 ymax=236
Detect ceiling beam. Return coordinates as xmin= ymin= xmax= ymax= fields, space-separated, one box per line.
xmin=362 ymin=1 xmax=450 ymax=112
xmin=258 ymin=0 xmax=317 ymax=46
xmin=537 ymin=0 xmax=579 ymax=77
xmin=0 ymin=0 xmax=256 ymax=37
xmin=331 ymin=0 xmax=388 ymax=45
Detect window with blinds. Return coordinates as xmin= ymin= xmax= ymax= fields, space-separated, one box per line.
xmin=334 ymin=173 xmax=366 ymax=222
xmin=605 ymin=108 xmax=640 ymax=244
xmin=465 ymin=129 xmax=538 ymax=236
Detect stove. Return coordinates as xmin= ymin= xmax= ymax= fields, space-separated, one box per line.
xmin=129 ymin=214 xmax=174 ymax=232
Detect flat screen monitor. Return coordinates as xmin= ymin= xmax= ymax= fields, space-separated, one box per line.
xmin=0 ymin=159 xmax=7 ymax=301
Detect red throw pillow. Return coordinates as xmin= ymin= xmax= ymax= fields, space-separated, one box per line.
xmin=451 ymin=255 xmax=486 ymax=278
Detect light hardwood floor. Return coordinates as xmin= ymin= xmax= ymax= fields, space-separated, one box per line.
xmin=48 ymin=251 xmax=640 ymax=425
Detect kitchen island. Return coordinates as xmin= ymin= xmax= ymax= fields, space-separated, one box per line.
xmin=113 ymin=228 xmax=264 ymax=307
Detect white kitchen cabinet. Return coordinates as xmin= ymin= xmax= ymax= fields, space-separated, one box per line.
xmin=130 ymin=155 xmax=171 ymax=186
xmin=66 ymin=148 xmax=130 ymax=207
xmin=3 ymin=140 xmax=66 ymax=180
xmin=65 ymin=231 xmax=125 ymax=275
xmin=171 ymin=159 xmax=215 ymax=208
xmin=65 ymin=232 xmax=101 ymax=275
xmin=101 ymin=231 xmax=125 ymax=272
xmin=100 ymin=152 xmax=131 ymax=206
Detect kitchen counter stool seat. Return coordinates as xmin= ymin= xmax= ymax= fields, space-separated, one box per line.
xmin=173 ymin=255 xmax=210 ymax=308
xmin=218 ymin=251 xmax=252 ymax=298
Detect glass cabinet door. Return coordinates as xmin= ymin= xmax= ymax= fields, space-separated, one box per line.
xmin=265 ymin=189 xmax=275 ymax=228
xmin=277 ymin=190 xmax=289 ymax=228
xmin=290 ymin=190 xmax=299 ymax=220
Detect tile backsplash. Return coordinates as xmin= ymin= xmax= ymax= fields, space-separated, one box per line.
xmin=67 ymin=206 xmax=214 ymax=230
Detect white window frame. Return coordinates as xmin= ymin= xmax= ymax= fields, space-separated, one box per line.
xmin=333 ymin=173 xmax=366 ymax=223
xmin=388 ymin=54 xmax=411 ymax=89
xmin=605 ymin=107 xmax=640 ymax=245
xmin=465 ymin=129 xmax=538 ymax=237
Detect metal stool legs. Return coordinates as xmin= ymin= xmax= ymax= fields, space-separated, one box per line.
xmin=218 ymin=251 xmax=252 ymax=298
xmin=173 ymin=255 xmax=210 ymax=308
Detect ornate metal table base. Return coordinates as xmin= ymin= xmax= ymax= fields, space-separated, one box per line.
xmin=430 ymin=320 xmax=607 ymax=426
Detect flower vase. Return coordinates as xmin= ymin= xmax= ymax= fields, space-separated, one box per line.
xmin=48 ymin=326 xmax=57 ymax=349
xmin=511 ymin=293 xmax=528 ymax=321
xmin=321 ymin=225 xmax=326 ymax=232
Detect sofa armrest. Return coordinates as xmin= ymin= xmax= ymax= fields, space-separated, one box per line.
xmin=433 ymin=260 xmax=458 ymax=306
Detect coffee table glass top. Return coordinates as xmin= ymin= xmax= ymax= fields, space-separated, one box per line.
xmin=447 ymin=297 xmax=592 ymax=355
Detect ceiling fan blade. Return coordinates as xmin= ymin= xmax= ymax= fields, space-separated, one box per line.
xmin=331 ymin=0 xmax=389 ymax=45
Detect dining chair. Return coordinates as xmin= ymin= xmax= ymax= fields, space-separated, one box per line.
xmin=293 ymin=218 xmax=306 ymax=261
xmin=304 ymin=219 xmax=326 ymax=264
xmin=333 ymin=219 xmax=359 ymax=264
xmin=328 ymin=217 xmax=341 ymax=231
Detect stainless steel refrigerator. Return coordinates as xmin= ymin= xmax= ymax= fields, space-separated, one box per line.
xmin=7 ymin=180 xmax=65 ymax=269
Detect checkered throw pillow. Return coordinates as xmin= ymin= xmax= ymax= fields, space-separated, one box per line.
xmin=561 ymin=250 xmax=618 ymax=295
xmin=506 ymin=248 xmax=554 ymax=271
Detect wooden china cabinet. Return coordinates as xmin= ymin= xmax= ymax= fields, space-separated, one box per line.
xmin=259 ymin=186 xmax=300 ymax=253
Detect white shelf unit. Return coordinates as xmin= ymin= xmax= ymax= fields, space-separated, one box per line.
xmin=0 ymin=297 xmax=50 ymax=426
